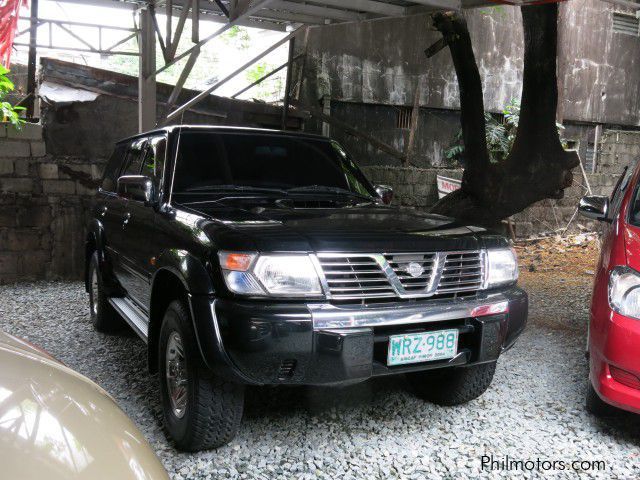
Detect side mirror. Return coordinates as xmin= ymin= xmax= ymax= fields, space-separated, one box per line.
xmin=375 ymin=184 xmax=394 ymax=205
xmin=117 ymin=175 xmax=155 ymax=206
xmin=578 ymin=195 xmax=609 ymax=221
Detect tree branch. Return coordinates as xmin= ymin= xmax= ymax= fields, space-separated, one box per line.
xmin=430 ymin=4 xmax=579 ymax=227
xmin=432 ymin=12 xmax=491 ymax=201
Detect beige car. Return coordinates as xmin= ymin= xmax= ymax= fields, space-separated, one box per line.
xmin=0 ymin=330 xmax=169 ymax=480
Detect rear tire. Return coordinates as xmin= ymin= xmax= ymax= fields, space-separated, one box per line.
xmin=409 ymin=362 xmax=496 ymax=406
xmin=88 ymin=252 xmax=122 ymax=333
xmin=159 ymin=299 xmax=244 ymax=451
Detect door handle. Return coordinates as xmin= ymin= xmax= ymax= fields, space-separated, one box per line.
xmin=122 ymin=212 xmax=131 ymax=228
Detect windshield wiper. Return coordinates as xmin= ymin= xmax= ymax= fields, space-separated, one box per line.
xmin=286 ymin=185 xmax=372 ymax=200
xmin=182 ymin=185 xmax=287 ymax=194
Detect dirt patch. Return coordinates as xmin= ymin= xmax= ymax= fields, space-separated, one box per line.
xmin=515 ymin=234 xmax=600 ymax=334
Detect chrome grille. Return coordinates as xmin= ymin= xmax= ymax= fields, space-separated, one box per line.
xmin=316 ymin=250 xmax=485 ymax=300
xmin=317 ymin=254 xmax=396 ymax=299
xmin=384 ymin=253 xmax=437 ymax=292
xmin=437 ymin=251 xmax=483 ymax=293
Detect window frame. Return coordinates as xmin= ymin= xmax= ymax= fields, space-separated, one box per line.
xmin=609 ymin=166 xmax=633 ymax=221
xmin=168 ymin=131 xmax=377 ymax=198
xmin=140 ymin=134 xmax=168 ymax=204
xmin=119 ymin=138 xmax=148 ymax=178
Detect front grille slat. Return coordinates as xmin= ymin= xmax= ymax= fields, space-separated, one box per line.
xmin=326 ymin=278 xmax=389 ymax=284
xmin=331 ymin=286 xmax=395 ymax=292
xmin=323 ymin=269 xmax=383 ymax=275
xmin=318 ymin=251 xmax=484 ymax=301
xmin=436 ymin=251 xmax=483 ymax=293
xmin=318 ymin=255 xmax=397 ymax=300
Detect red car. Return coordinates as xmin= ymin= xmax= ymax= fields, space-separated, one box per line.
xmin=580 ymin=163 xmax=640 ymax=416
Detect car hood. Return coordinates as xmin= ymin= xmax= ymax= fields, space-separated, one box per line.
xmin=186 ymin=203 xmax=505 ymax=252
xmin=0 ymin=331 xmax=168 ymax=480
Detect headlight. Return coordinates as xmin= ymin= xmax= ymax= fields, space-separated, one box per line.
xmin=609 ymin=266 xmax=640 ymax=319
xmin=219 ymin=252 xmax=322 ymax=297
xmin=485 ymin=248 xmax=518 ymax=288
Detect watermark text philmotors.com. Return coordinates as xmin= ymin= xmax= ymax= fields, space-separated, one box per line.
xmin=481 ymin=455 xmax=607 ymax=473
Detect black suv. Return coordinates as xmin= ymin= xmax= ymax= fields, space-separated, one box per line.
xmin=85 ymin=126 xmax=528 ymax=451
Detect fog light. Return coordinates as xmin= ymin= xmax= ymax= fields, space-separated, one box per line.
xmin=470 ymin=301 xmax=509 ymax=317
xmin=610 ymin=365 xmax=640 ymax=390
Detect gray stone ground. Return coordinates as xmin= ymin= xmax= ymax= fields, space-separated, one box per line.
xmin=1 ymin=280 xmax=639 ymax=479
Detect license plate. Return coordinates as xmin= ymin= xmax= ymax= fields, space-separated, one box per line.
xmin=387 ymin=329 xmax=459 ymax=366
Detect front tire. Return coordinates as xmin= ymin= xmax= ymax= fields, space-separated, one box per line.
xmin=159 ymin=299 xmax=244 ymax=451
xmin=586 ymin=381 xmax=619 ymax=417
xmin=409 ymin=362 xmax=496 ymax=406
xmin=88 ymin=252 xmax=122 ymax=333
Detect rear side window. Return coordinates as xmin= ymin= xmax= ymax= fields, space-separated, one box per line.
xmin=121 ymin=139 xmax=147 ymax=176
xmin=627 ymin=168 xmax=640 ymax=227
xmin=609 ymin=166 xmax=633 ymax=219
xmin=101 ymin=144 xmax=126 ymax=192
xmin=141 ymin=135 xmax=167 ymax=196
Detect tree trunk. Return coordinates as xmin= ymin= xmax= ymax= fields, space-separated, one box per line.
xmin=430 ymin=4 xmax=579 ymax=227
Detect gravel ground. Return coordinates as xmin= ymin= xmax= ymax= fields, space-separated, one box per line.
xmin=1 ymin=242 xmax=640 ymax=479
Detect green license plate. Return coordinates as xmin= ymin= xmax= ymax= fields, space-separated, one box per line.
xmin=387 ymin=329 xmax=459 ymax=366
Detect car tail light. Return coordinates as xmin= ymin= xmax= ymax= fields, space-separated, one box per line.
xmin=610 ymin=365 xmax=640 ymax=390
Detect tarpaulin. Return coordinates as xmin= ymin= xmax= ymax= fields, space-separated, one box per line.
xmin=0 ymin=0 xmax=28 ymax=67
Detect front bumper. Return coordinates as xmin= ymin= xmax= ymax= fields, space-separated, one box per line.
xmin=590 ymin=310 xmax=640 ymax=414
xmin=192 ymin=287 xmax=528 ymax=385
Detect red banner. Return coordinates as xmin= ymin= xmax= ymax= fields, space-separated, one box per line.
xmin=0 ymin=0 xmax=28 ymax=67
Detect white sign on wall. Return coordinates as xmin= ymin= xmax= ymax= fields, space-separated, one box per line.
xmin=436 ymin=175 xmax=462 ymax=199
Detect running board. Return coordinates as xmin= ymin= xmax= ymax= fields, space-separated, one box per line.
xmin=109 ymin=297 xmax=149 ymax=343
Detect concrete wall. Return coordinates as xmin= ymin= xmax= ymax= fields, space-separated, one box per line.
xmin=328 ymin=101 xmax=461 ymax=168
xmin=300 ymin=0 xmax=640 ymax=124
xmin=298 ymin=2 xmax=640 ymax=168
xmin=0 ymin=122 xmax=102 ymax=282
xmin=298 ymin=8 xmax=524 ymax=113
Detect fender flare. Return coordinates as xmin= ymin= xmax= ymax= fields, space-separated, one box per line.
xmin=152 ymin=249 xmax=215 ymax=296
xmin=148 ymin=251 xmax=236 ymax=376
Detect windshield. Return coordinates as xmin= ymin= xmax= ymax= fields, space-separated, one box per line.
xmin=171 ymin=131 xmax=376 ymax=198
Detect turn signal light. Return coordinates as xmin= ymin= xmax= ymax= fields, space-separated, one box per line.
xmin=610 ymin=365 xmax=640 ymax=390
xmin=219 ymin=252 xmax=255 ymax=271
xmin=470 ymin=301 xmax=509 ymax=318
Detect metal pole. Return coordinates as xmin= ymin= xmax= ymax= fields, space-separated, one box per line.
xmin=166 ymin=28 xmax=299 ymax=122
xmin=138 ymin=6 xmax=157 ymax=131
xmin=280 ymin=36 xmax=295 ymax=130
xmin=156 ymin=0 xmax=274 ymax=75
xmin=25 ymin=0 xmax=39 ymax=118
xmin=231 ymin=54 xmax=302 ymax=99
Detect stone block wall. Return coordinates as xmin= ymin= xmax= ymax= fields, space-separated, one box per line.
xmin=0 ymin=122 xmax=104 ymax=283
xmin=362 ymin=166 xmax=462 ymax=209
